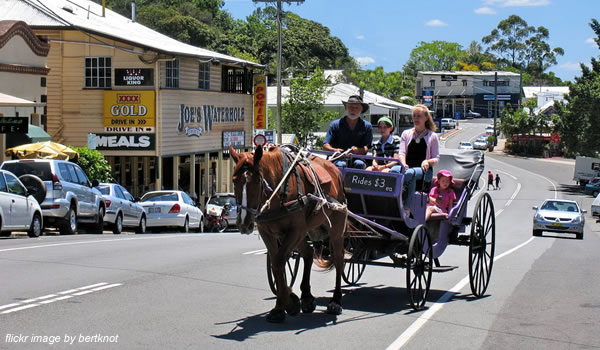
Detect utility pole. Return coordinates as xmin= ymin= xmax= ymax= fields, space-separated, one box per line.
xmin=494 ymin=71 xmax=498 ymax=146
xmin=253 ymin=0 xmax=304 ymax=145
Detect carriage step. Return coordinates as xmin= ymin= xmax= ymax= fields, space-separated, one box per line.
xmin=449 ymin=234 xmax=471 ymax=246
xmin=432 ymin=265 xmax=459 ymax=273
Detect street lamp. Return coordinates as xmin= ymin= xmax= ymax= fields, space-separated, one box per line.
xmin=253 ymin=0 xmax=304 ymax=145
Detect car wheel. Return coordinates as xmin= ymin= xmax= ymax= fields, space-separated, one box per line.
xmin=181 ymin=216 xmax=189 ymax=233
xmin=91 ymin=207 xmax=105 ymax=234
xmin=0 ymin=231 xmax=11 ymax=237
xmin=28 ymin=213 xmax=42 ymax=238
xmin=60 ymin=205 xmax=77 ymax=235
xmin=112 ymin=213 xmax=123 ymax=235
xmin=198 ymin=218 xmax=204 ymax=233
xmin=533 ymin=229 xmax=542 ymax=237
xmin=576 ymin=232 xmax=584 ymax=240
xmin=137 ymin=215 xmax=147 ymax=234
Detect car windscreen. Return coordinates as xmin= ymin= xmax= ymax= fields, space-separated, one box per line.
xmin=96 ymin=185 xmax=110 ymax=195
xmin=543 ymin=201 xmax=578 ymax=212
xmin=1 ymin=162 xmax=53 ymax=181
xmin=208 ymin=196 xmax=236 ymax=206
xmin=141 ymin=192 xmax=178 ymax=202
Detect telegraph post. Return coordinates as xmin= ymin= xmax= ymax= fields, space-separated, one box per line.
xmin=253 ymin=0 xmax=304 ymax=145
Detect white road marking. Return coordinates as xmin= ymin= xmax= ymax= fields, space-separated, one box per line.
xmin=389 ymin=158 xmax=554 ymax=349
xmin=243 ymin=248 xmax=268 ymax=255
xmin=0 ymin=282 xmax=122 ymax=315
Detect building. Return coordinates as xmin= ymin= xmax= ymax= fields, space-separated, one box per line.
xmin=0 ymin=20 xmax=50 ymax=161
xmin=523 ymin=86 xmax=569 ymax=114
xmin=416 ymin=71 xmax=521 ymax=119
xmin=1 ymin=0 xmax=263 ymax=203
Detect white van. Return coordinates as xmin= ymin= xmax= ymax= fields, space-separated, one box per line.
xmin=441 ymin=118 xmax=456 ymax=129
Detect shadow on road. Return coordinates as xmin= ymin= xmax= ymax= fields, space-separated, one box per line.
xmin=556 ymin=183 xmax=585 ymax=196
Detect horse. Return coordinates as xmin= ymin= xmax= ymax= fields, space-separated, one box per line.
xmin=229 ymin=145 xmax=347 ymax=323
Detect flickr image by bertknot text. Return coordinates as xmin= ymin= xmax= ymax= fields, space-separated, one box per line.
xmin=6 ymin=333 xmax=119 ymax=345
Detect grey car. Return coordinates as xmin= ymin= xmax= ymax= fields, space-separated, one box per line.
xmin=1 ymin=159 xmax=105 ymax=235
xmin=532 ymin=199 xmax=585 ymax=239
xmin=95 ymin=183 xmax=146 ymax=234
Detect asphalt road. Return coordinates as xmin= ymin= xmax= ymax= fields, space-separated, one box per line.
xmin=1 ymin=121 xmax=599 ymax=349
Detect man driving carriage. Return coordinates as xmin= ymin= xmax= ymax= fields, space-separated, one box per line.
xmin=323 ymin=95 xmax=373 ymax=169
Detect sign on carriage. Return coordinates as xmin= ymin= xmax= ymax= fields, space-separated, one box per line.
xmin=343 ymin=172 xmax=396 ymax=193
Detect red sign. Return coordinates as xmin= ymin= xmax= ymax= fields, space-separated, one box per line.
xmin=253 ymin=134 xmax=267 ymax=147
xmin=551 ymin=132 xmax=560 ymax=144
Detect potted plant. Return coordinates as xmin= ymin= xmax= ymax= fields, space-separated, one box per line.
xmin=487 ymin=135 xmax=496 ymax=151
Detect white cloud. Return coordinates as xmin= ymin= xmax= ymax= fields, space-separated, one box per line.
xmin=474 ymin=7 xmax=496 ymax=14
xmin=355 ymin=57 xmax=375 ymax=66
xmin=585 ymin=37 xmax=597 ymax=46
xmin=484 ymin=0 xmax=550 ymax=7
xmin=559 ymin=62 xmax=583 ymax=71
xmin=425 ymin=19 xmax=448 ymax=27
xmin=356 ymin=35 xmax=365 ymax=40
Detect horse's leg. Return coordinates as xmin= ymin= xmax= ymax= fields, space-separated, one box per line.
xmin=297 ymin=239 xmax=316 ymax=313
xmin=326 ymin=212 xmax=346 ymax=315
xmin=261 ymin=233 xmax=287 ymax=323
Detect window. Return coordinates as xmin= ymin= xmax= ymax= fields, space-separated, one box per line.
xmin=429 ymin=79 xmax=435 ymax=87
xmin=41 ymin=77 xmax=46 ymax=87
xmin=74 ymin=166 xmax=89 ymax=186
xmin=5 ymin=173 xmax=25 ymax=196
xmin=462 ymin=80 xmax=467 ymax=86
xmin=58 ymin=163 xmax=72 ymax=182
xmin=0 ymin=173 xmax=7 ymax=192
xmin=221 ymin=66 xmax=252 ymax=94
xmin=166 ymin=59 xmax=179 ymax=88
xmin=114 ymin=185 xmax=126 ymax=200
xmin=85 ymin=57 xmax=112 ymax=88
xmin=198 ymin=62 xmax=210 ymax=89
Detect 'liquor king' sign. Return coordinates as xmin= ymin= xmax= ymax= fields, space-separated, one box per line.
xmin=253 ymin=76 xmax=267 ymax=129
xmin=104 ymin=91 xmax=155 ymax=129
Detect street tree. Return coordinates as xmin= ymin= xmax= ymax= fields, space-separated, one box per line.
xmin=281 ymin=68 xmax=336 ymax=147
xmin=344 ymin=66 xmax=415 ymax=103
xmin=72 ymin=147 xmax=113 ymax=183
xmin=403 ymin=41 xmax=464 ymax=76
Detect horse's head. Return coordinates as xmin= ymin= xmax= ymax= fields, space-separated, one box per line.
xmin=230 ymin=145 xmax=264 ymax=234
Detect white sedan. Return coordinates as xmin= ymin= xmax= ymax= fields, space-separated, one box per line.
xmin=458 ymin=141 xmax=473 ymax=150
xmin=139 ymin=190 xmax=203 ymax=233
xmin=592 ymin=193 xmax=600 ymax=217
xmin=0 ymin=169 xmax=43 ymax=238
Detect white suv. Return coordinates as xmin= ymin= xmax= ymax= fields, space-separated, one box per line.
xmin=441 ymin=118 xmax=457 ymax=129
xmin=1 ymin=159 xmax=105 ymax=235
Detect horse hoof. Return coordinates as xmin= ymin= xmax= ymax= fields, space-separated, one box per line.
xmin=266 ymin=309 xmax=286 ymax=323
xmin=301 ymin=296 xmax=316 ymax=313
xmin=285 ymin=293 xmax=301 ymax=316
xmin=326 ymin=301 xmax=342 ymax=315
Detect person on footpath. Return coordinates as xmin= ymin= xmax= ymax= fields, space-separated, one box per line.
xmin=487 ymin=171 xmax=494 ymax=190
xmin=323 ymin=95 xmax=373 ymax=169
xmin=495 ymin=173 xmax=501 ymax=190
xmin=366 ymin=116 xmax=401 ymax=173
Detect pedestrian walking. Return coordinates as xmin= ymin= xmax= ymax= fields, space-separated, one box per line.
xmin=495 ymin=173 xmax=501 ymax=190
xmin=487 ymin=171 xmax=494 ymax=190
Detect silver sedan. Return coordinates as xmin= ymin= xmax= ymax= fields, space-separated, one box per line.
xmin=139 ymin=190 xmax=203 ymax=233
xmin=96 ymin=183 xmax=146 ymax=234
xmin=532 ymin=199 xmax=585 ymax=239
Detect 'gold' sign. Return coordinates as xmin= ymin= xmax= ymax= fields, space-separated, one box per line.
xmin=104 ymin=91 xmax=155 ymax=128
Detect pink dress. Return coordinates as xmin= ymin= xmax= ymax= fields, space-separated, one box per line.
xmin=428 ymin=186 xmax=457 ymax=213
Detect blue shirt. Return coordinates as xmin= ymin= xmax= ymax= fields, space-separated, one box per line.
xmin=324 ymin=117 xmax=373 ymax=151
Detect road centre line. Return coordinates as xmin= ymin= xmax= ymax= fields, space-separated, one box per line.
xmin=0 ymin=283 xmax=122 ymax=315
xmin=243 ymin=248 xmax=268 ymax=255
xmin=389 ymin=160 xmax=553 ymax=349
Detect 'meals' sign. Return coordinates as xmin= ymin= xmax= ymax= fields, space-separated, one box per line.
xmin=177 ymin=104 xmax=245 ymax=137
xmin=91 ymin=133 xmax=155 ymax=150
xmin=115 ymin=69 xmax=154 ymax=86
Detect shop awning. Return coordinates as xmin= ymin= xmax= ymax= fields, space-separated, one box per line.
xmin=5 ymin=124 xmax=52 ymax=148
xmin=0 ymin=92 xmax=45 ymax=107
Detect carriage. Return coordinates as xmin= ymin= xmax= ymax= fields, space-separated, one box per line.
xmin=265 ymin=149 xmax=495 ymax=311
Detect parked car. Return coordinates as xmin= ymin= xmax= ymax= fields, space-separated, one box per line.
xmin=583 ymin=177 xmax=600 ymax=196
xmin=473 ymin=137 xmax=489 ymax=150
xmin=441 ymin=118 xmax=457 ymax=129
xmin=591 ymin=193 xmax=600 ymax=217
xmin=0 ymin=169 xmax=43 ymax=238
xmin=458 ymin=141 xmax=473 ymax=150
xmin=95 ymin=183 xmax=146 ymax=234
xmin=485 ymin=127 xmax=495 ymax=136
xmin=532 ymin=199 xmax=585 ymax=239
xmin=466 ymin=110 xmax=482 ymax=118
xmin=1 ymin=159 xmax=105 ymax=235
xmin=139 ymin=190 xmax=203 ymax=233
xmin=205 ymin=193 xmax=237 ymax=231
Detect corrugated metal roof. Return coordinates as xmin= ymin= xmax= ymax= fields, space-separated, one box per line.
xmin=418 ymin=71 xmax=520 ymax=77
xmin=0 ymin=0 xmax=263 ymax=68
xmin=523 ymin=86 xmax=569 ymax=99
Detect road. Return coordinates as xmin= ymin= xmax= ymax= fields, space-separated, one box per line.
xmin=1 ymin=120 xmax=599 ymax=349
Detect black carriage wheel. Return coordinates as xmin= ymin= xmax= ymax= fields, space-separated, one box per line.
xmin=406 ymin=224 xmax=433 ymax=311
xmin=266 ymin=251 xmax=300 ymax=295
xmin=469 ymin=192 xmax=496 ymax=298
xmin=342 ymin=236 xmax=368 ymax=285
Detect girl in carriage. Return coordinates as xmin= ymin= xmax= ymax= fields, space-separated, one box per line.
xmin=426 ymin=169 xmax=457 ymax=221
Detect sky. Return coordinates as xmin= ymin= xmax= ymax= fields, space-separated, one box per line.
xmin=222 ymin=0 xmax=600 ymax=82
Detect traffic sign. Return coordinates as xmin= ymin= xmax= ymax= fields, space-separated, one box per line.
xmin=253 ymin=134 xmax=267 ymax=147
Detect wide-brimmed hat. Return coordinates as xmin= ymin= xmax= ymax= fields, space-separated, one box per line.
xmin=435 ymin=169 xmax=455 ymax=186
xmin=342 ymin=95 xmax=369 ymax=114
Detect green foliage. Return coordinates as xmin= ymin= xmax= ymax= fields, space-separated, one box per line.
xmin=281 ymin=68 xmax=335 ymax=147
xmin=71 ymin=147 xmax=113 ymax=183
xmin=403 ymin=41 xmax=464 ymax=76
xmin=554 ymin=18 xmax=600 ymax=157
xmin=344 ymin=66 xmax=415 ymax=102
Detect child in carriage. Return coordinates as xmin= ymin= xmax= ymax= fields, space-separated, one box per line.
xmin=366 ymin=116 xmax=401 ymax=173
xmin=426 ymin=169 xmax=457 ymax=221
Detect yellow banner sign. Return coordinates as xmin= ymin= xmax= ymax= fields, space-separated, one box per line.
xmin=104 ymin=90 xmax=155 ymax=128
xmin=253 ymin=76 xmax=267 ymax=129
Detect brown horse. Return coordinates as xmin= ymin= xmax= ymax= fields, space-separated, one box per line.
xmin=229 ymin=145 xmax=347 ymax=323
